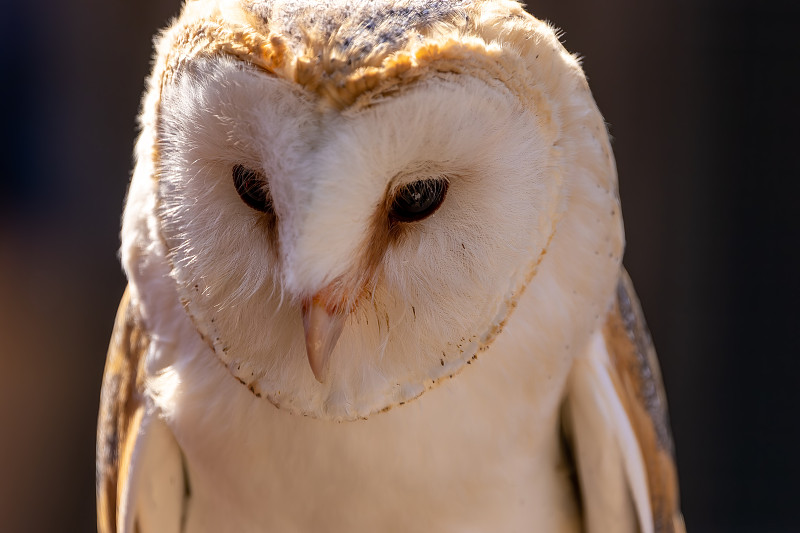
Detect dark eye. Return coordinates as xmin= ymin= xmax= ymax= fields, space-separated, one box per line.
xmin=232 ymin=164 xmax=273 ymax=214
xmin=389 ymin=178 xmax=448 ymax=223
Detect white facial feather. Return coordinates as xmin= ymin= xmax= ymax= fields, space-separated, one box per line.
xmin=122 ymin=0 xmax=622 ymax=422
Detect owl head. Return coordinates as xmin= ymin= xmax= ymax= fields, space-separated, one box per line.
xmin=121 ymin=0 xmax=623 ymax=421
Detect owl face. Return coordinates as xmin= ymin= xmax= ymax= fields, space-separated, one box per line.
xmin=129 ymin=0 xmax=623 ymax=420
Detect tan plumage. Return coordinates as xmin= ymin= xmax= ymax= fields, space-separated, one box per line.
xmin=98 ymin=0 xmax=684 ymax=531
xmin=603 ymin=272 xmax=683 ymax=532
xmin=98 ymin=290 xmax=188 ymax=532
xmin=97 ymin=289 xmax=145 ymax=533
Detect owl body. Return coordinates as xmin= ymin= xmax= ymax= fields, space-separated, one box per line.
xmin=156 ymin=284 xmax=581 ymax=533
xmin=98 ymin=0 xmax=683 ymax=531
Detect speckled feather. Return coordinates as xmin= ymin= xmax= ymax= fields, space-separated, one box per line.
xmin=96 ymin=289 xmax=149 ymax=533
xmin=247 ymin=0 xmax=474 ymax=59
xmin=601 ymin=272 xmax=684 ymax=533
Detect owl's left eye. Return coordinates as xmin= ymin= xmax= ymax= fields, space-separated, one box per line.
xmin=232 ymin=164 xmax=273 ymax=214
xmin=389 ymin=178 xmax=448 ymax=223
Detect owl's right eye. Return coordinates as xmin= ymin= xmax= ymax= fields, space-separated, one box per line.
xmin=389 ymin=178 xmax=449 ymax=223
xmin=232 ymin=165 xmax=273 ymax=214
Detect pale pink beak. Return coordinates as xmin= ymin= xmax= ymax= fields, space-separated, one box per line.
xmin=302 ymin=291 xmax=349 ymax=383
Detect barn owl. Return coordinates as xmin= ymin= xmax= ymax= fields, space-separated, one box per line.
xmin=96 ymin=0 xmax=685 ymax=531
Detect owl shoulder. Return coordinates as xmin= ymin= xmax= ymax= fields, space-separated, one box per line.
xmin=96 ymin=288 xmax=188 ymax=533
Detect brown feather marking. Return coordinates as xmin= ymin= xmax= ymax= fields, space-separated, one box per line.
xmin=157 ymin=3 xmax=551 ymax=114
xmin=96 ymin=288 xmax=150 ymax=533
xmin=602 ymin=270 xmax=685 ymax=533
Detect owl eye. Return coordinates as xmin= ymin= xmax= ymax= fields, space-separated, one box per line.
xmin=389 ymin=178 xmax=448 ymax=223
xmin=232 ymin=164 xmax=273 ymax=214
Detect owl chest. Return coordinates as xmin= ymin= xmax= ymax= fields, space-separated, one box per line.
xmin=173 ymin=345 xmax=581 ymax=533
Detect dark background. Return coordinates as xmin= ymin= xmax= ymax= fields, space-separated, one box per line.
xmin=1 ymin=0 xmax=798 ymax=531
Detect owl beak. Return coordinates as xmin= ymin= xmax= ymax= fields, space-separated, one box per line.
xmin=302 ymin=293 xmax=348 ymax=383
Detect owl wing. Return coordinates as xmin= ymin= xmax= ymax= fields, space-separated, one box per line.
xmin=563 ymin=270 xmax=685 ymax=533
xmin=96 ymin=288 xmax=188 ymax=533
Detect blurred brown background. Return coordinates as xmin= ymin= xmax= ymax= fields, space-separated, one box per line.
xmin=1 ymin=0 xmax=798 ymax=531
